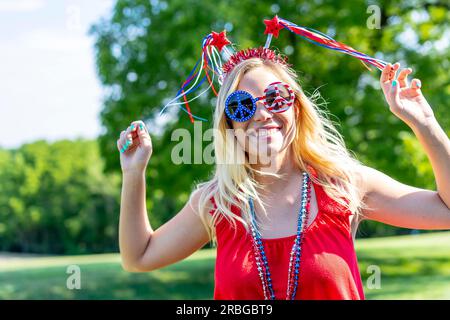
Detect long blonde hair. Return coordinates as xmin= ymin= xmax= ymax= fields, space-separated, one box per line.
xmin=192 ymin=57 xmax=369 ymax=244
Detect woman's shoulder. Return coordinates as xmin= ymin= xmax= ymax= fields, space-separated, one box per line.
xmin=307 ymin=163 xmax=367 ymax=193
xmin=351 ymin=164 xmax=371 ymax=199
xmin=188 ymin=180 xmax=218 ymax=218
xmin=308 ymin=164 xmax=367 ymax=214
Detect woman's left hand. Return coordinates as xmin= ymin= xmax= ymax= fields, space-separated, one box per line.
xmin=380 ymin=62 xmax=435 ymax=128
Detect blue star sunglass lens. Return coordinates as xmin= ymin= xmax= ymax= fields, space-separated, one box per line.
xmin=226 ymin=91 xmax=256 ymax=121
xmin=226 ymin=99 xmax=239 ymax=115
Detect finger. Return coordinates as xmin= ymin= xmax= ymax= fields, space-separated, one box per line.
xmin=127 ymin=123 xmax=137 ymax=135
xmin=408 ymin=78 xmax=422 ymax=98
xmin=390 ymin=62 xmax=400 ymax=80
xmin=117 ymin=139 xmax=125 ymax=152
xmin=121 ymin=124 xmax=134 ymax=139
xmin=129 ymin=120 xmax=147 ymax=133
xmin=397 ymin=68 xmax=412 ymax=88
xmin=389 ymin=79 xmax=402 ymax=108
xmin=137 ymin=123 xmax=152 ymax=150
xmin=138 ymin=122 xmax=148 ymax=136
xmin=129 ymin=122 xmax=140 ymax=135
xmin=119 ymin=135 xmax=133 ymax=154
xmin=128 ymin=120 xmax=149 ymax=140
xmin=381 ymin=63 xmax=392 ymax=84
xmin=117 ymin=137 xmax=128 ymax=153
xmin=119 ymin=130 xmax=127 ymax=147
xmin=128 ymin=123 xmax=139 ymax=140
xmin=119 ymin=125 xmax=135 ymax=153
xmin=411 ymin=78 xmax=421 ymax=90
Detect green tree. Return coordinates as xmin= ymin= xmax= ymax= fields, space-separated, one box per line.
xmin=0 ymin=140 xmax=121 ymax=254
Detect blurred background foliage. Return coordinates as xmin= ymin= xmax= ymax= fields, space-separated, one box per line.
xmin=0 ymin=0 xmax=448 ymax=254
xmin=0 ymin=140 xmax=121 ymax=254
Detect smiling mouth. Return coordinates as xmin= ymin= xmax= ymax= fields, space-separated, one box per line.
xmin=248 ymin=127 xmax=282 ymax=137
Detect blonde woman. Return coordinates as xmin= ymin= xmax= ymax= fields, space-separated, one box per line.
xmin=117 ymin=50 xmax=450 ymax=300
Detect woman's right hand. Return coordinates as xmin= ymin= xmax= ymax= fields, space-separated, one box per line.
xmin=117 ymin=120 xmax=153 ymax=174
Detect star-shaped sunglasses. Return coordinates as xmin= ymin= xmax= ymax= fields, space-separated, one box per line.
xmin=224 ymin=82 xmax=295 ymax=122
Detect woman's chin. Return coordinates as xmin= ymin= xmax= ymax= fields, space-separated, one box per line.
xmin=247 ymin=142 xmax=284 ymax=161
xmin=249 ymin=134 xmax=283 ymax=148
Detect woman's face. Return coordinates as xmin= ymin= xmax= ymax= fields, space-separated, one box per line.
xmin=229 ymin=66 xmax=296 ymax=164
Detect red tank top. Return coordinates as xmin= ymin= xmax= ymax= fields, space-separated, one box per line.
xmin=209 ymin=169 xmax=365 ymax=300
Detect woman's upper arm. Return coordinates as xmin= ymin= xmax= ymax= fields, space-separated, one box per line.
xmin=359 ymin=165 xmax=450 ymax=230
xmin=134 ymin=188 xmax=213 ymax=272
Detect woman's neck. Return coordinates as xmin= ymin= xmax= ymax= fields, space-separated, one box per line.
xmin=252 ymin=147 xmax=302 ymax=194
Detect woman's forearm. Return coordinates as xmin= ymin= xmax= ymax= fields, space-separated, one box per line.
xmin=119 ymin=170 xmax=153 ymax=269
xmin=411 ymin=117 xmax=450 ymax=208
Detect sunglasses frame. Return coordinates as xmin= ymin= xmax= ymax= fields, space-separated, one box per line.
xmin=224 ymin=81 xmax=295 ymax=122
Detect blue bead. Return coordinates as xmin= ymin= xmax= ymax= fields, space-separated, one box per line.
xmin=295 ymin=275 xmax=298 ymax=280
xmin=295 ymin=270 xmax=299 ymax=274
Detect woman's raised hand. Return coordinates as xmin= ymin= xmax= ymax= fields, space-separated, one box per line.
xmin=380 ymin=62 xmax=435 ymax=129
xmin=117 ymin=120 xmax=153 ymax=173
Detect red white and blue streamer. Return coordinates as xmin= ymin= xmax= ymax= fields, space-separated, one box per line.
xmin=264 ymin=15 xmax=388 ymax=71
xmin=158 ymin=31 xmax=233 ymax=123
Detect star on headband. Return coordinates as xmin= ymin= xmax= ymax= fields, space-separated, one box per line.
xmin=264 ymin=15 xmax=284 ymax=38
xmin=210 ymin=31 xmax=231 ymax=52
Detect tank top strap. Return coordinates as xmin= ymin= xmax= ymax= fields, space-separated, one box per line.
xmin=209 ymin=196 xmax=217 ymax=215
xmin=306 ymin=165 xmax=351 ymax=218
xmin=209 ymin=195 xmax=243 ymax=220
xmin=306 ymin=165 xmax=323 ymax=210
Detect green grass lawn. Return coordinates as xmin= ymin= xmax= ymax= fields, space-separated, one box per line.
xmin=1 ymin=231 xmax=450 ymax=299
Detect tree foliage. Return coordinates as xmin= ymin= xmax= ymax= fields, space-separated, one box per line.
xmin=0 ymin=140 xmax=120 ymax=254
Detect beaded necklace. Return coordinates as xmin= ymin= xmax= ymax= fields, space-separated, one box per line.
xmin=248 ymin=172 xmax=311 ymax=300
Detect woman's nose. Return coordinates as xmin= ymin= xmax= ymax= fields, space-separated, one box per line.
xmin=252 ymin=101 xmax=273 ymax=122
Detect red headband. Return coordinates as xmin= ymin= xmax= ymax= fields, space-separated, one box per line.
xmin=222 ymin=47 xmax=290 ymax=75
